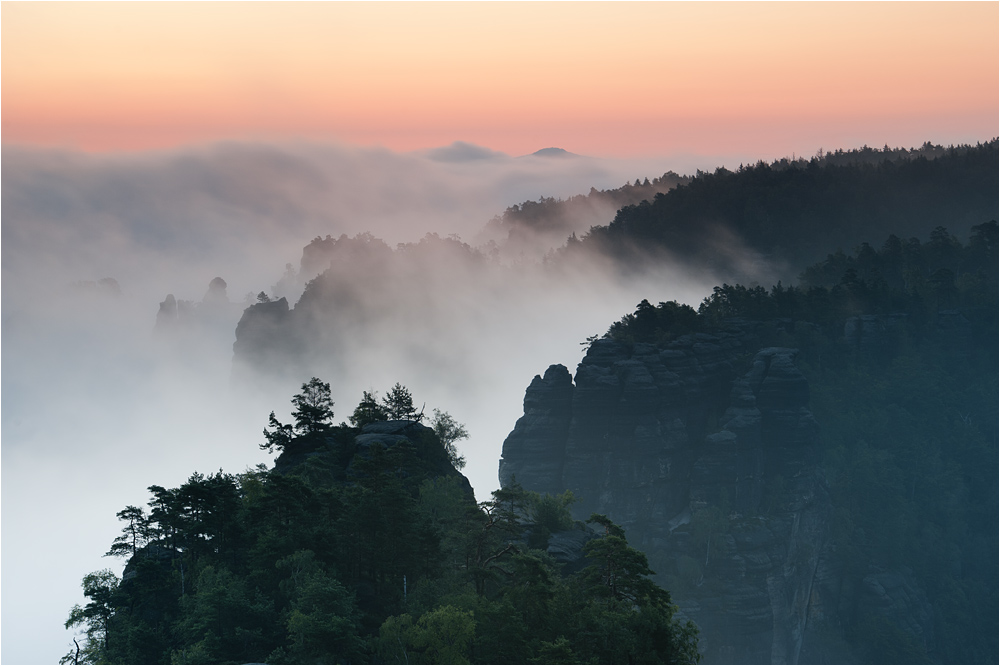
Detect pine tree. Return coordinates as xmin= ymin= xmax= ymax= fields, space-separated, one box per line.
xmin=262 ymin=378 xmax=335 ymax=453
xmin=381 ymin=383 xmax=422 ymax=421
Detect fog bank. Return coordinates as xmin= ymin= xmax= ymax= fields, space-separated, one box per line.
xmin=2 ymin=140 xmax=722 ymax=664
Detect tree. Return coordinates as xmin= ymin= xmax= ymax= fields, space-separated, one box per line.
xmin=291 ymin=378 xmax=335 ymax=435
xmin=430 ymin=409 xmax=469 ymax=469
xmin=581 ymin=514 xmax=669 ymax=607
xmin=378 ymin=606 xmax=476 ymax=664
xmin=277 ymin=552 xmax=365 ymax=664
xmin=470 ymin=485 xmax=532 ymax=596
xmin=104 ymin=505 xmax=152 ymax=559
xmin=173 ymin=565 xmax=276 ymax=664
xmin=410 ymin=605 xmax=476 ymax=663
xmin=262 ymin=378 xmax=335 ymax=453
xmin=63 ymin=570 xmax=121 ymax=664
xmin=381 ymin=383 xmax=422 ymax=421
xmin=349 ymin=390 xmax=388 ymax=429
xmin=261 ymin=412 xmax=294 ymax=454
xmin=573 ymin=515 xmax=700 ymax=664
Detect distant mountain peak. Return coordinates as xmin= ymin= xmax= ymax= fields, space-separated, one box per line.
xmin=424 ymin=141 xmax=508 ymax=163
xmin=527 ymin=147 xmax=579 ymax=158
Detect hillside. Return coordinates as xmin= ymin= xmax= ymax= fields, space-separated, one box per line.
xmin=475 ymin=170 xmax=690 ymax=261
xmin=63 ymin=383 xmax=698 ymax=665
xmin=557 ymin=141 xmax=998 ymax=282
xmin=500 ymin=224 xmax=998 ymax=663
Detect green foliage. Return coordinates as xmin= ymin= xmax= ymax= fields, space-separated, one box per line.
xmin=104 ymin=505 xmax=152 ymax=559
xmin=173 ymin=565 xmax=276 ymax=664
xmin=382 ymin=382 xmax=422 ymax=421
xmin=374 ymin=612 xmax=415 ymax=664
xmin=351 ymin=385 xmax=450 ymax=436
xmin=349 ymin=389 xmax=388 ymax=428
xmin=530 ymin=490 xmax=575 ymax=533
xmin=582 ymin=514 xmax=670 ymax=608
xmin=73 ymin=451 xmax=699 ymax=664
xmin=261 ymin=411 xmax=294 ymax=454
xmin=372 ymin=512 xmax=698 ymax=665
xmin=533 ymin=636 xmax=577 ymax=664
xmin=62 ymin=570 xmax=121 ymax=665
xmin=569 ymin=141 xmax=998 ymax=281
xmin=262 ymin=377 xmax=335 ymax=453
xmin=408 ymin=605 xmax=477 ymax=664
xmin=607 ymin=299 xmax=701 ymax=344
xmin=290 ymin=378 xmax=335 ymax=435
xmin=281 ymin=563 xmax=365 ymax=663
xmin=606 ymin=222 xmax=998 ymax=356
xmin=525 ymin=490 xmax=576 ymax=549
xmin=430 ymin=408 xmax=469 ymax=470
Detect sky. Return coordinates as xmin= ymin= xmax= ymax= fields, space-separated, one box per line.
xmin=1 ymin=2 xmax=998 ymax=664
xmin=3 ymin=2 xmax=997 ymax=159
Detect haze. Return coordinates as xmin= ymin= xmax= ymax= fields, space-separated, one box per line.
xmin=2 ymin=141 xmax=722 ymax=664
xmin=2 ymin=2 xmax=997 ymax=664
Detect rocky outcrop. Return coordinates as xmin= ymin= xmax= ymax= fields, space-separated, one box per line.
xmin=274 ymin=419 xmax=475 ymax=497
xmin=498 ymin=331 xmax=928 ymax=664
xmin=500 ymin=332 xmax=763 ymax=543
xmin=154 ymin=278 xmax=243 ymax=350
xmin=497 ymin=365 xmax=574 ymax=491
xmin=154 ymin=293 xmax=195 ymax=332
xmin=231 ymin=297 xmax=295 ymax=378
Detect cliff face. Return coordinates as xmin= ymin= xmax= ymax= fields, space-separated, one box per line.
xmin=499 ymin=332 xmax=932 ymax=664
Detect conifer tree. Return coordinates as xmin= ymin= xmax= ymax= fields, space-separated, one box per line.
xmin=262 ymin=377 xmax=335 ymax=453
xmin=381 ymin=383 xmax=422 ymax=421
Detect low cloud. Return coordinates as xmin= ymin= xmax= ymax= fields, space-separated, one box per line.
xmin=2 ymin=139 xmax=724 ymax=664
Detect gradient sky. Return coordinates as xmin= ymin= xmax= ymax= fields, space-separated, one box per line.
xmin=3 ymin=2 xmax=998 ymax=158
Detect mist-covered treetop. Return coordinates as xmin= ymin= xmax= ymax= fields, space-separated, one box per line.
xmin=603 ymin=221 xmax=997 ymax=346
xmin=559 ymin=139 xmax=997 ymax=282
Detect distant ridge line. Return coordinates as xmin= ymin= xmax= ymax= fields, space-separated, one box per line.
xmin=525 ymin=147 xmax=580 ymax=158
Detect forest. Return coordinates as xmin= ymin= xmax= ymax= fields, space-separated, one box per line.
xmin=556 ymin=141 xmax=997 ymax=282
xmin=62 ymin=382 xmax=699 ymax=665
xmin=600 ymin=222 xmax=998 ymax=664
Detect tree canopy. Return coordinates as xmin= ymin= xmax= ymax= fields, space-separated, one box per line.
xmin=261 ymin=377 xmax=335 ymax=453
xmin=65 ymin=429 xmax=697 ymax=664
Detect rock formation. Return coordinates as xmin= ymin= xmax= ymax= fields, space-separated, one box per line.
xmin=499 ymin=331 xmax=933 ymax=664
xmin=273 ymin=418 xmax=475 ymax=498
xmin=154 ymin=278 xmax=240 ymax=339
xmin=231 ymin=296 xmax=294 ymax=378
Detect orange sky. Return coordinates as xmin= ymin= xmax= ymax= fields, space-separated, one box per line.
xmin=3 ymin=2 xmax=997 ymax=157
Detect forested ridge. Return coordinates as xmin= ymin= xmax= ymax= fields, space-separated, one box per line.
xmin=477 ymin=170 xmax=690 ymax=259
xmin=599 ymin=222 xmax=998 ymax=663
xmin=63 ymin=383 xmax=699 ymax=665
xmin=557 ymin=140 xmax=998 ymax=281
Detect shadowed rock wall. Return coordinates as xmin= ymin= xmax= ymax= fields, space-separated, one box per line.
xmin=499 ymin=332 xmax=932 ymax=663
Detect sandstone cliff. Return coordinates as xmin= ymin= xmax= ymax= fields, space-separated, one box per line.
xmin=499 ymin=330 xmax=934 ymax=664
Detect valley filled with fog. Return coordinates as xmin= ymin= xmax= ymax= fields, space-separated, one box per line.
xmin=2 ymin=141 xmax=730 ymax=663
